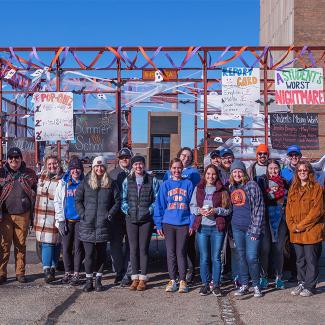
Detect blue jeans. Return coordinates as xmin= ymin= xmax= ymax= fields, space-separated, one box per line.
xmin=232 ymin=225 xmax=261 ymax=287
xmin=197 ymin=225 xmax=225 ymax=286
xmin=42 ymin=243 xmax=60 ymax=270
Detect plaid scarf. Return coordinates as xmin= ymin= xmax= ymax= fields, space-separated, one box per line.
xmin=266 ymin=175 xmax=285 ymax=200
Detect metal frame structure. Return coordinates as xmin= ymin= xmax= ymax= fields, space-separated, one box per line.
xmin=1 ymin=46 xmax=325 ymax=167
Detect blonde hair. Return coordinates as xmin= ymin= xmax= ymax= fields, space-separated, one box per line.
xmin=229 ymin=171 xmax=250 ymax=186
xmin=88 ymin=168 xmax=111 ymax=190
xmin=43 ymin=154 xmax=62 ymax=176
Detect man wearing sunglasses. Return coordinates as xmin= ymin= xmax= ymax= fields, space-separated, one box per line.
xmin=0 ymin=147 xmax=37 ymax=284
xmin=281 ymin=145 xmax=302 ymax=185
xmin=247 ymin=144 xmax=269 ymax=181
xmin=109 ymin=147 xmax=133 ymax=287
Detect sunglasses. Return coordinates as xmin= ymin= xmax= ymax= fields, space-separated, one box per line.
xmin=288 ymin=153 xmax=300 ymax=157
xmin=8 ymin=156 xmax=21 ymax=160
xmin=297 ymin=169 xmax=308 ymax=173
xmin=258 ymin=152 xmax=268 ymax=156
xmin=120 ymin=156 xmax=130 ymax=160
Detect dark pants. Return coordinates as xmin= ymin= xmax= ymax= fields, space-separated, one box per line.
xmin=187 ymin=232 xmax=196 ymax=274
xmin=125 ymin=219 xmax=153 ymax=276
xmin=163 ymin=223 xmax=189 ymax=281
xmin=232 ymin=225 xmax=261 ymax=287
xmin=61 ymin=221 xmax=84 ymax=273
xmin=109 ymin=218 xmax=129 ymax=278
xmin=83 ymin=241 xmax=107 ymax=275
xmin=294 ymin=242 xmax=322 ymax=291
xmin=260 ymin=219 xmax=287 ymax=278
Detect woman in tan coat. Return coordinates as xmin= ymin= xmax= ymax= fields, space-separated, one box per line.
xmin=286 ymin=161 xmax=325 ymax=297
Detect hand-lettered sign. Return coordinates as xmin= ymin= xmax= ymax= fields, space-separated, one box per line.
xmin=33 ymin=92 xmax=74 ymax=141
xmin=275 ymin=68 xmax=324 ymax=105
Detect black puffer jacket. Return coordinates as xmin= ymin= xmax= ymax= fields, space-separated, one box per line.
xmin=75 ymin=173 xmax=120 ymax=243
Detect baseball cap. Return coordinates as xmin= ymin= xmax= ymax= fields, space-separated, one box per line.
xmin=287 ymin=145 xmax=301 ymax=155
xmin=210 ymin=150 xmax=220 ymax=159
xmin=220 ymin=148 xmax=234 ymax=157
xmin=92 ymin=156 xmax=106 ymax=168
xmin=7 ymin=147 xmax=23 ymax=158
xmin=118 ymin=148 xmax=133 ymax=158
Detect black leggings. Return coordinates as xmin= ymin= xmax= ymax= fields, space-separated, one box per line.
xmin=187 ymin=232 xmax=196 ymax=274
xmin=61 ymin=221 xmax=84 ymax=273
xmin=125 ymin=219 xmax=153 ymax=276
xmin=163 ymin=223 xmax=189 ymax=281
xmin=83 ymin=241 xmax=107 ymax=275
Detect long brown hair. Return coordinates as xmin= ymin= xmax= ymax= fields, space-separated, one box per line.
xmin=201 ymin=164 xmax=220 ymax=187
xmin=290 ymin=161 xmax=316 ymax=192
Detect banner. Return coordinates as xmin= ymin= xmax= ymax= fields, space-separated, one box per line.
xmin=270 ymin=113 xmax=319 ymax=150
xmin=33 ymin=92 xmax=74 ymax=141
xmin=222 ymin=67 xmax=260 ymax=116
xmin=68 ymin=112 xmax=117 ymax=154
xmin=275 ymin=68 xmax=324 ymax=105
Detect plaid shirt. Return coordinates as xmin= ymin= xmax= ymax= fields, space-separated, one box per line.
xmin=230 ymin=180 xmax=265 ymax=237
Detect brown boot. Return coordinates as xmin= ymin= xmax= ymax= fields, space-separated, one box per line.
xmin=137 ymin=280 xmax=146 ymax=291
xmin=129 ymin=276 xmax=139 ymax=290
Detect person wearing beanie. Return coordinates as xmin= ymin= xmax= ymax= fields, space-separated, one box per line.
xmin=281 ymin=145 xmax=302 ymax=185
xmin=257 ymin=159 xmax=288 ymax=291
xmin=121 ymin=155 xmax=160 ymax=291
xmin=109 ymin=148 xmax=133 ymax=287
xmin=54 ymin=156 xmax=85 ymax=286
xmin=229 ymin=160 xmax=265 ymax=298
xmin=247 ymin=144 xmax=269 ymax=181
xmin=75 ymin=156 xmax=120 ymax=292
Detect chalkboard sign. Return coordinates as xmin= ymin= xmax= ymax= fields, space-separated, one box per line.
xmin=7 ymin=138 xmax=35 ymax=168
xmin=270 ymin=113 xmax=319 ymax=150
xmin=68 ymin=113 xmax=117 ymax=154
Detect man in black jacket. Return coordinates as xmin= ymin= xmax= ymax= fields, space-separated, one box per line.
xmin=109 ymin=148 xmax=133 ymax=286
xmin=0 ymin=147 xmax=37 ymax=284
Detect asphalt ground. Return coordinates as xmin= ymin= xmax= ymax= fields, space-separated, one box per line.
xmin=0 ymin=234 xmax=324 ymax=325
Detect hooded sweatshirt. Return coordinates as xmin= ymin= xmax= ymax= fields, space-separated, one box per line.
xmin=154 ymin=178 xmax=194 ymax=230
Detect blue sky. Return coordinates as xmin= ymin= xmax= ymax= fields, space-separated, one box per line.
xmin=1 ymin=0 xmax=260 ymax=147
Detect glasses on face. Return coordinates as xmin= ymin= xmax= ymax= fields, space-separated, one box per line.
xmin=289 ymin=153 xmax=300 ymax=158
xmin=298 ymin=169 xmax=308 ymax=173
xmin=120 ymin=156 xmax=130 ymax=160
xmin=8 ymin=156 xmax=21 ymax=160
xmin=221 ymin=156 xmax=233 ymax=161
xmin=258 ymin=152 xmax=268 ymax=156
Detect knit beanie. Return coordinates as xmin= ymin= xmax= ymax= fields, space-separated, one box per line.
xmin=68 ymin=157 xmax=84 ymax=171
xmin=131 ymin=155 xmax=145 ymax=166
xmin=92 ymin=156 xmax=106 ymax=168
xmin=230 ymin=160 xmax=247 ymax=173
xmin=256 ymin=144 xmax=269 ymax=158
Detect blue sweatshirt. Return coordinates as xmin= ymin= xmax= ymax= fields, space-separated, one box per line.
xmin=154 ymin=178 xmax=194 ymax=230
xmin=63 ymin=171 xmax=83 ymax=221
xmin=163 ymin=166 xmax=201 ymax=187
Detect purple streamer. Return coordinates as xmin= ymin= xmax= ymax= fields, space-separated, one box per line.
xmin=9 ymin=47 xmax=26 ymax=69
xmin=32 ymin=47 xmax=48 ymax=67
xmin=269 ymin=51 xmax=273 ymax=69
xmin=276 ymin=45 xmax=308 ymax=70
xmin=239 ymin=56 xmax=249 ymax=67
xmin=139 ymin=46 xmax=162 ymax=69
xmin=180 ymin=47 xmax=201 ymax=69
xmin=209 ymin=46 xmax=231 ymax=68
xmin=308 ymin=49 xmax=316 ymax=67
xmin=250 ymin=46 xmax=269 ymax=68
xmin=121 ymin=50 xmax=138 ymax=69
xmin=165 ymin=52 xmax=177 ymax=68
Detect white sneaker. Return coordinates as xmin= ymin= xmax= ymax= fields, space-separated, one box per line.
xmin=299 ymin=288 xmax=313 ymax=297
xmin=165 ymin=280 xmax=178 ymax=292
xmin=291 ymin=283 xmax=304 ymax=296
xmin=253 ymin=286 xmax=263 ymax=298
xmin=234 ymin=284 xmax=249 ymax=296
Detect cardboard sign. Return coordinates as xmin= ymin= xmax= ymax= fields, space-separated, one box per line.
xmin=222 ymin=67 xmax=260 ymax=116
xmin=68 ymin=112 xmax=117 ymax=153
xmin=275 ymin=68 xmax=324 ymax=105
xmin=270 ymin=113 xmax=319 ymax=150
xmin=33 ymin=92 xmax=74 ymax=141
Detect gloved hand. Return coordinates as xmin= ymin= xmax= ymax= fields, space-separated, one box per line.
xmin=58 ymin=221 xmax=67 ymax=237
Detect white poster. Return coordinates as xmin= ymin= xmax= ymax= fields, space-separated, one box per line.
xmin=274 ymin=68 xmax=324 ymax=105
xmin=222 ymin=67 xmax=260 ymax=116
xmin=33 ymin=92 xmax=74 ymax=141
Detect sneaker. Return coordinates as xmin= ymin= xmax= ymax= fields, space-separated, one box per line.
xmin=0 ymin=276 xmax=7 ymax=285
xmin=291 ymin=283 xmax=304 ymax=296
xmin=259 ymin=277 xmax=269 ymax=289
xmin=83 ymin=278 xmax=94 ymax=292
xmin=253 ymin=286 xmax=263 ymax=298
xmin=199 ymin=284 xmax=211 ymax=296
xmin=275 ymin=278 xmax=285 ymax=290
xmin=165 ymin=280 xmax=178 ymax=292
xmin=233 ymin=276 xmax=241 ymax=289
xmin=209 ymin=281 xmax=214 ymax=291
xmin=178 ymin=280 xmax=188 ymax=293
xmin=234 ymin=284 xmax=249 ymax=296
xmin=114 ymin=275 xmax=123 ymax=285
xmin=95 ymin=276 xmax=104 ymax=292
xmin=70 ymin=274 xmax=81 ymax=286
xmin=212 ymin=286 xmax=222 ymax=297
xmin=61 ymin=273 xmax=72 ymax=284
xmin=186 ymin=271 xmax=194 ymax=284
xmin=299 ymin=288 xmax=313 ymax=297
xmin=120 ymin=277 xmax=132 ymax=287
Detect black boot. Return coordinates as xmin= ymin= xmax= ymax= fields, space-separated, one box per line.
xmin=44 ymin=268 xmax=55 ymax=284
xmin=83 ymin=277 xmax=94 ymax=292
xmin=95 ymin=276 xmax=104 ymax=292
xmin=50 ymin=268 xmax=56 ymax=281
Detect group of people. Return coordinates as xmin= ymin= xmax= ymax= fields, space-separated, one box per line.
xmin=0 ymin=144 xmax=324 ymax=299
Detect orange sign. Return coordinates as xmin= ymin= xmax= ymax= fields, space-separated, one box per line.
xmin=142 ymin=69 xmax=178 ymax=81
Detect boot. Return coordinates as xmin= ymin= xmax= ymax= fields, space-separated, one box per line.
xmin=95 ymin=276 xmax=104 ymax=292
xmin=129 ymin=275 xmax=139 ymax=290
xmin=83 ymin=277 xmax=94 ymax=292
xmin=50 ymin=268 xmax=56 ymax=281
xmin=137 ymin=275 xmax=148 ymax=291
xmin=44 ymin=268 xmax=55 ymax=284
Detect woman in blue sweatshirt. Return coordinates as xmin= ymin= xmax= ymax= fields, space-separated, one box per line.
xmin=54 ymin=157 xmax=84 ymax=286
xmin=154 ymin=158 xmax=194 ymax=294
